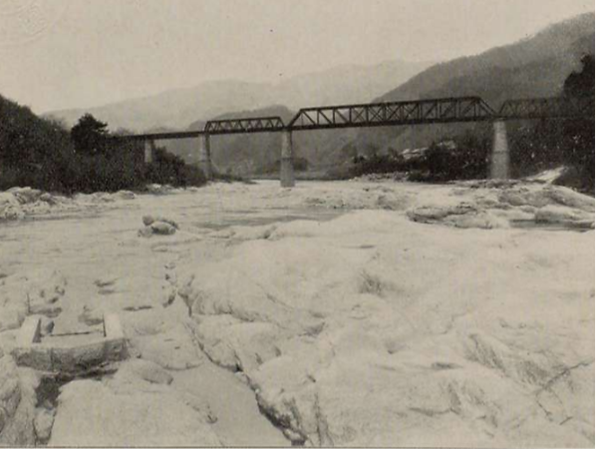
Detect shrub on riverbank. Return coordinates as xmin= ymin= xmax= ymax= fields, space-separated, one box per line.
xmin=338 ymin=133 xmax=490 ymax=182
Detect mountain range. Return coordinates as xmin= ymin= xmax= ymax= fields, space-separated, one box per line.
xmin=46 ymin=59 xmax=434 ymax=132
xmin=353 ymin=12 xmax=595 ymax=155
xmin=47 ymin=12 xmax=595 ymax=176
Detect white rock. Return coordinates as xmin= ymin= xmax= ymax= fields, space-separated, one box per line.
xmin=150 ymin=221 xmax=177 ymax=236
xmin=535 ymin=205 xmax=595 ymax=226
xmin=7 ymin=187 xmax=42 ymax=204
xmin=143 ymin=215 xmax=179 ymax=229
xmin=113 ymin=190 xmax=136 ymax=200
xmin=142 ymin=215 xmax=155 ymax=226
xmin=0 ymin=193 xmax=24 ymax=221
xmin=34 ymin=408 xmax=55 ymax=442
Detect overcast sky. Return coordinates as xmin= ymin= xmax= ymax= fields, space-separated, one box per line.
xmin=0 ymin=0 xmax=594 ymax=113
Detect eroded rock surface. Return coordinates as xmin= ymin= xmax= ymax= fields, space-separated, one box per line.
xmin=408 ymin=184 xmax=595 ymax=229
xmin=0 ymin=180 xmax=593 ymax=447
xmin=178 ymin=208 xmax=595 ymax=447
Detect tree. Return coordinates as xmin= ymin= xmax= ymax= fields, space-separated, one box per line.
xmin=562 ymin=55 xmax=595 ymax=192
xmin=564 ymin=55 xmax=595 ymax=99
xmin=71 ymin=114 xmax=109 ymax=155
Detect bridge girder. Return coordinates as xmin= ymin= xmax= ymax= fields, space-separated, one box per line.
xmin=288 ymin=97 xmax=496 ymax=131
xmin=205 ymin=116 xmax=285 ymax=135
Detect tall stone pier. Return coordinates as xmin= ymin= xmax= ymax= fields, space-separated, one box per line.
xmin=490 ymin=120 xmax=510 ymax=179
xmin=198 ymin=134 xmax=213 ymax=181
xmin=280 ymin=130 xmax=295 ymax=188
xmin=144 ymin=140 xmax=156 ymax=164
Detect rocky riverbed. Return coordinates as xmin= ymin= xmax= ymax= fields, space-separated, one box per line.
xmin=0 ymin=180 xmax=594 ymax=446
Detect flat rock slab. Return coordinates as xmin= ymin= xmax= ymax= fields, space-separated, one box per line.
xmin=12 ymin=314 xmax=126 ymax=374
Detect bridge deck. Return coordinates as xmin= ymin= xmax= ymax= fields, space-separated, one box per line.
xmin=113 ymin=130 xmax=204 ymax=141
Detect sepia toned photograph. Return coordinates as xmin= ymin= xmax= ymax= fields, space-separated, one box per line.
xmin=0 ymin=0 xmax=595 ymax=448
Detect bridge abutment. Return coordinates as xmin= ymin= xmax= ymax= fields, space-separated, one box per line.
xmin=490 ymin=120 xmax=510 ymax=179
xmin=144 ymin=139 xmax=156 ymax=164
xmin=198 ymin=134 xmax=213 ymax=180
xmin=280 ymin=130 xmax=295 ymax=188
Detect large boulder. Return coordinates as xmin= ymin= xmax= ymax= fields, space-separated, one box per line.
xmin=146 ymin=184 xmax=174 ymax=195
xmin=407 ymin=203 xmax=508 ymax=229
xmin=33 ymin=408 xmax=55 ymax=443
xmin=138 ymin=215 xmax=179 ymax=237
xmin=113 ymin=190 xmax=136 ymax=201
xmin=543 ymin=185 xmax=595 ymax=212
xmin=535 ymin=205 xmax=595 ymax=227
xmin=0 ymin=193 xmax=24 ymax=221
xmin=499 ymin=185 xmax=595 ymax=212
xmin=7 ymin=187 xmax=43 ymax=204
xmin=142 ymin=215 xmax=179 ymax=229
xmin=150 ymin=221 xmax=177 ymax=236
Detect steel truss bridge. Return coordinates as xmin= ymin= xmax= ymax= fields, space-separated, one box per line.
xmin=114 ymin=95 xmax=593 ymax=142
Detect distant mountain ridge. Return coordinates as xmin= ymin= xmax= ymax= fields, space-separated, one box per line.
xmin=379 ymin=13 xmax=595 ymax=106
xmin=46 ymin=59 xmax=434 ymax=132
xmin=350 ymin=12 xmax=595 ymax=158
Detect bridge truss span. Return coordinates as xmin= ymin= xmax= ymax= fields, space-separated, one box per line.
xmin=205 ymin=116 xmax=286 ymax=135
xmin=288 ymin=96 xmax=496 ymax=131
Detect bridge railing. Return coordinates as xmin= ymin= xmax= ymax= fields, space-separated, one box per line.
xmin=288 ymin=96 xmax=496 ymax=130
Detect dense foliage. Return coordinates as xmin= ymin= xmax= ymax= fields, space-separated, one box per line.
xmin=344 ymin=130 xmax=490 ymax=182
xmin=0 ymin=97 xmax=206 ymax=193
xmin=508 ymin=55 xmax=594 ymax=191
xmin=562 ymin=55 xmax=594 ymax=192
xmin=71 ymin=114 xmax=109 ymax=156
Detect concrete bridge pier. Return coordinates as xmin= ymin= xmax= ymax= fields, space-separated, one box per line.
xmin=198 ymin=134 xmax=213 ymax=180
xmin=490 ymin=120 xmax=510 ymax=179
xmin=144 ymin=139 xmax=156 ymax=164
xmin=280 ymin=130 xmax=295 ymax=188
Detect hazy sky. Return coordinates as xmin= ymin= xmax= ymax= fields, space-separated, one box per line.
xmin=0 ymin=0 xmax=594 ymax=113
